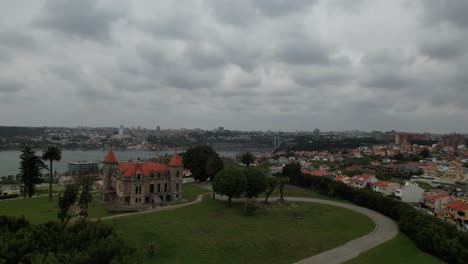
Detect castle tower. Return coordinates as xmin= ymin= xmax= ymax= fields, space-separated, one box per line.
xmin=103 ymin=148 xmax=118 ymax=190
xmin=168 ymin=150 xmax=184 ymax=200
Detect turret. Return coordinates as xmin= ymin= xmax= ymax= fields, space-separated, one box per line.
xmin=168 ymin=150 xmax=184 ymax=199
xmin=103 ymin=148 xmax=118 ymax=190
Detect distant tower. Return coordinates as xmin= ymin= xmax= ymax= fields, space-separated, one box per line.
xmin=168 ymin=151 xmax=184 ymax=200
xmin=118 ymin=125 xmax=124 ymax=136
xmin=156 ymin=126 xmax=161 ymax=132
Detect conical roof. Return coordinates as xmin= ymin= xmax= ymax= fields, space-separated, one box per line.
xmin=104 ymin=149 xmax=118 ymax=163
xmin=168 ymin=150 xmax=183 ymax=167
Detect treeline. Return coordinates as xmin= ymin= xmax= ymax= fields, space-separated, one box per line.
xmin=0 ymin=216 xmax=134 ymax=264
xmin=288 ymin=174 xmax=468 ymax=264
xmin=282 ymin=136 xmax=391 ymax=152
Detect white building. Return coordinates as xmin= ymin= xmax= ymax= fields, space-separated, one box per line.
xmin=395 ymin=182 xmax=424 ymax=203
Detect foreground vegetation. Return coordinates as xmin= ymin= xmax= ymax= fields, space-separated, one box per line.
xmin=0 ymin=216 xmax=133 ymax=264
xmin=107 ymin=198 xmax=374 ymax=264
xmin=346 ymin=233 xmax=443 ymax=264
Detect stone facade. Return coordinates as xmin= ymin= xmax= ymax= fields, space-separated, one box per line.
xmin=102 ymin=149 xmax=184 ymax=206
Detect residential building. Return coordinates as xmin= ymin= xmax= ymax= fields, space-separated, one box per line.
xmin=334 ymin=176 xmax=350 ymax=185
xmin=371 ymin=180 xmax=399 ymax=196
xmin=395 ymin=182 xmax=424 ymax=203
xmin=67 ymin=161 xmax=99 ymax=176
xmin=423 ymin=192 xmax=453 ymax=215
xmin=102 ymin=149 xmax=184 ymax=207
xmin=443 ymin=199 xmax=468 ymax=230
xmin=349 ymin=174 xmax=378 ymax=188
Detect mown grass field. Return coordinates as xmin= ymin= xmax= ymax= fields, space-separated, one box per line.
xmin=345 ymin=233 xmax=444 ymax=264
xmin=0 ymin=183 xmax=208 ymax=224
xmin=107 ymin=198 xmax=375 ymax=264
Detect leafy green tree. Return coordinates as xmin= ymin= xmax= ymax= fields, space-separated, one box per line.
xmin=419 ymin=148 xmax=430 ymax=158
xmin=19 ymin=145 xmax=45 ymax=198
xmin=78 ymin=176 xmax=93 ymax=219
xmin=57 ymin=184 xmax=78 ymax=225
xmin=244 ymin=167 xmax=267 ymax=198
xmin=183 ymin=146 xmax=219 ymax=181
xmin=205 ymin=154 xmax=224 ymax=181
xmin=240 ymin=152 xmax=255 ymax=167
xmin=282 ymin=162 xmax=302 ymax=185
xmin=264 ymin=176 xmax=279 ymax=203
xmin=42 ymin=145 xmax=62 ymax=202
xmin=278 ymin=176 xmax=289 ymax=201
xmin=212 ymin=167 xmax=247 ymax=207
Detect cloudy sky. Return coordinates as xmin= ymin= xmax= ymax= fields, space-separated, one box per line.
xmin=0 ymin=0 xmax=467 ymax=133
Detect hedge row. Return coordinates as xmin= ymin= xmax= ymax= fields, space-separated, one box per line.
xmin=290 ymin=174 xmax=468 ymax=264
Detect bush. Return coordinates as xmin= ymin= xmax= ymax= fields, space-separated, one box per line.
xmin=289 ymin=174 xmax=468 ymax=264
xmin=0 ymin=216 xmax=135 ymax=264
xmin=147 ymin=242 xmax=159 ymax=256
xmin=244 ymin=198 xmax=259 ymax=216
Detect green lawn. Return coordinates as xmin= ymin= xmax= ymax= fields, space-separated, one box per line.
xmin=0 ymin=184 xmax=208 ymax=223
xmin=107 ymin=198 xmax=375 ymax=264
xmin=260 ymin=185 xmax=349 ymax=203
xmin=345 ymin=233 xmax=444 ymax=264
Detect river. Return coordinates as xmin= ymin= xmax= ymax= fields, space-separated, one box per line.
xmin=0 ymin=149 xmax=254 ymax=177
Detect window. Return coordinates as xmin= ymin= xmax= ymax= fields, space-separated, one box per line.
xmin=158 ymin=172 xmax=161 ymax=177
xmin=135 ymin=198 xmax=138 ymax=203
xmin=157 ymin=184 xmax=161 ymax=192
xmin=135 ymin=186 xmax=138 ymax=194
xmin=164 ymin=183 xmax=167 ymax=192
xmin=150 ymin=171 xmax=154 ymax=178
xmin=137 ymin=173 xmax=141 ymax=179
xmin=150 ymin=184 xmax=154 ymax=193
xmin=176 ymin=183 xmax=179 ymax=191
xmin=176 ymin=171 xmax=180 ymax=177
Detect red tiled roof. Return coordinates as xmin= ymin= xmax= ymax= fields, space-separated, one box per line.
xmin=104 ymin=149 xmax=117 ymax=163
xmin=350 ymin=174 xmax=374 ymax=183
xmin=118 ymin=162 xmax=167 ymax=177
xmin=168 ymin=151 xmax=183 ymax=167
xmin=302 ymin=169 xmax=329 ymax=177
xmin=445 ymin=200 xmax=468 ymax=211
xmin=335 ymin=176 xmax=350 ymax=181
xmin=424 ymin=192 xmax=449 ymax=201
xmin=372 ymin=180 xmax=397 ymax=188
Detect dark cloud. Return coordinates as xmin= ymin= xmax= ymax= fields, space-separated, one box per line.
xmin=252 ymin=0 xmax=316 ymax=16
xmin=34 ymin=0 xmax=121 ymax=41
xmin=0 ymin=79 xmax=24 ymax=93
xmin=0 ymin=31 xmax=37 ymax=50
xmin=423 ymin=0 xmax=468 ymax=28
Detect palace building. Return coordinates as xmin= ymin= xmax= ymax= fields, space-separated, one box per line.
xmin=102 ymin=149 xmax=184 ymax=206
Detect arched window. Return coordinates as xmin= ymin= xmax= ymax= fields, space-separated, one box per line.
xmin=137 ymin=172 xmax=141 ymax=179
xmin=176 ymin=171 xmax=180 ymax=177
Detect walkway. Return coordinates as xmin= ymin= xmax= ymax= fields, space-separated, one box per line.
xmin=195 ymin=183 xmax=398 ymax=264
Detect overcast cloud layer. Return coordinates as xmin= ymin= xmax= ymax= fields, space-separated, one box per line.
xmin=0 ymin=0 xmax=467 ymax=133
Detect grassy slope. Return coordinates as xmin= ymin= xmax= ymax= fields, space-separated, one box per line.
xmin=107 ymin=198 xmax=374 ymax=264
xmin=345 ymin=233 xmax=444 ymax=264
xmin=0 ymin=184 xmax=208 ymax=223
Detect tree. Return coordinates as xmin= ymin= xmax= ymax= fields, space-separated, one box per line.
xmin=264 ymin=177 xmax=279 ymax=203
xmin=278 ymin=176 xmax=289 ymax=201
xmin=58 ymin=184 xmax=78 ymax=225
xmin=183 ymin=146 xmax=219 ymax=181
xmin=282 ymin=162 xmax=302 ymax=185
xmin=240 ymin=152 xmax=255 ymax=167
xmin=244 ymin=167 xmax=267 ymax=198
xmin=212 ymin=167 xmax=247 ymax=207
xmin=78 ymin=176 xmax=93 ymax=219
xmin=419 ymin=148 xmax=430 ymax=158
xmin=19 ymin=145 xmax=45 ymax=198
xmin=205 ymin=154 xmax=224 ymax=182
xmin=42 ymin=145 xmax=62 ymax=202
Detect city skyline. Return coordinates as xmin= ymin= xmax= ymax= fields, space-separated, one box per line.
xmin=1 ymin=1 xmax=468 ymax=133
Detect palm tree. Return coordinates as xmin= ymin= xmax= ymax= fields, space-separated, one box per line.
xmin=42 ymin=146 xmax=62 ymax=202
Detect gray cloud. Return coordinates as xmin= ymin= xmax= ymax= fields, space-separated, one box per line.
xmin=0 ymin=0 xmax=466 ymax=132
xmin=34 ymin=0 xmax=121 ymax=41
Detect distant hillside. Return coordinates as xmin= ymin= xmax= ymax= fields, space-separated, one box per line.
xmin=0 ymin=126 xmax=46 ymax=138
